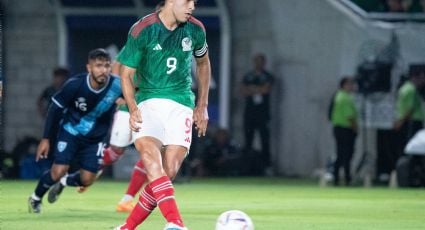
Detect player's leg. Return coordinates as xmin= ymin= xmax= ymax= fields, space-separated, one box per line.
xmin=103 ymin=145 xmax=126 ymax=165
xmin=160 ymin=145 xmax=188 ymax=230
xmin=343 ymin=130 xmax=356 ymax=186
xmin=121 ymin=137 xmax=165 ymax=229
xmin=29 ymin=130 xmax=75 ymax=212
xmin=158 ymin=100 xmax=192 ymax=229
xmin=103 ymin=110 xmax=132 ymax=166
xmin=333 ymin=127 xmax=343 ymax=186
xmin=162 ymin=145 xmax=187 ymax=180
xmin=29 ymin=164 xmax=69 ymax=212
xmin=116 ymin=159 xmax=147 ymax=212
xmin=48 ymin=140 xmax=103 ymax=202
xmin=106 ymin=110 xmax=148 ymax=211
xmin=117 ymin=99 xmax=187 ymax=229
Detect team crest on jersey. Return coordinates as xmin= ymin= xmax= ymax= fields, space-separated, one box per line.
xmin=182 ymin=37 xmax=192 ymax=52
xmin=75 ymin=97 xmax=87 ymax=111
xmin=57 ymin=141 xmax=67 ymax=152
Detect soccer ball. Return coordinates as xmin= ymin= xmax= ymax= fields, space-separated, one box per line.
xmin=215 ymin=210 xmax=254 ymax=230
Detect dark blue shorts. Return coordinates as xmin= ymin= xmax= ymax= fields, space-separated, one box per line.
xmin=53 ymin=129 xmax=105 ymax=173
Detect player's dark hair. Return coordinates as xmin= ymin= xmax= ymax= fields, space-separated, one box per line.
xmin=156 ymin=1 xmax=165 ymax=12
xmin=409 ymin=64 xmax=425 ymax=78
xmin=53 ymin=67 xmax=70 ymax=78
xmin=339 ymin=77 xmax=354 ymax=88
xmin=88 ymin=48 xmax=111 ymax=62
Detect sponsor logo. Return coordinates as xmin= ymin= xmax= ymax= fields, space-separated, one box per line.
xmin=153 ymin=44 xmax=162 ymax=50
xmin=184 ymin=137 xmax=191 ymax=143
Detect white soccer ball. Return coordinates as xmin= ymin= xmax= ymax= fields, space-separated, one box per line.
xmin=215 ymin=210 xmax=254 ymax=230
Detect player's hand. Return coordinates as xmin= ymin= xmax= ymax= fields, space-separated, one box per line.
xmin=36 ymin=138 xmax=50 ymax=162
xmin=193 ymin=105 xmax=209 ymax=137
xmin=129 ymin=108 xmax=143 ymax=132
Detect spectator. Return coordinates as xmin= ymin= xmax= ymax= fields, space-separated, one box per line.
xmin=330 ymin=77 xmax=358 ymax=186
xmin=35 ymin=67 xmax=69 ymax=172
xmin=203 ymin=128 xmax=242 ymax=176
xmin=379 ymin=0 xmax=412 ymax=12
xmin=240 ymin=53 xmax=274 ymax=175
xmin=393 ymin=0 xmax=425 ymax=12
xmin=393 ymin=65 xmax=425 ymax=167
xmin=37 ymin=67 xmax=69 ymax=119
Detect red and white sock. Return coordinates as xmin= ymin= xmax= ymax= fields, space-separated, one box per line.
xmin=151 ymin=176 xmax=184 ymax=227
xmin=124 ymin=160 xmax=147 ymax=198
xmin=125 ymin=184 xmax=157 ymax=228
xmin=102 ymin=147 xmax=123 ymax=165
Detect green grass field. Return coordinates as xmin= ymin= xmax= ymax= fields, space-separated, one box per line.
xmin=1 ymin=177 xmax=424 ymax=230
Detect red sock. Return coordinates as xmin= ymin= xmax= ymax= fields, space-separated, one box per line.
xmin=125 ymin=184 xmax=157 ymax=228
xmin=102 ymin=147 xmax=122 ymax=165
xmin=151 ymin=176 xmax=184 ymax=227
xmin=125 ymin=160 xmax=147 ymax=197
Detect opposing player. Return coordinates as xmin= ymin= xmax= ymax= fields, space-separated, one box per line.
xmin=51 ymin=60 xmax=148 ymax=212
xmin=115 ymin=0 xmax=211 ymax=229
xmin=28 ymin=48 xmax=121 ymax=213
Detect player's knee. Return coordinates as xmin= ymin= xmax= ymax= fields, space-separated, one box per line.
xmin=102 ymin=145 xmax=125 ymax=165
xmin=50 ymin=166 xmax=68 ymax=181
xmin=80 ymin=177 xmax=95 ymax=187
xmin=110 ymin=145 xmax=125 ymax=155
xmin=165 ymin=167 xmax=178 ymax=180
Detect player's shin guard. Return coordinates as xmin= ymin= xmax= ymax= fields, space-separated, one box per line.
xmin=125 ymin=184 xmax=157 ymax=228
xmin=125 ymin=160 xmax=147 ymax=197
xmin=102 ymin=147 xmax=123 ymax=165
xmin=34 ymin=170 xmax=57 ymax=198
xmin=151 ymin=176 xmax=184 ymax=227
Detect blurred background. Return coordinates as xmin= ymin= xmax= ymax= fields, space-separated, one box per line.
xmin=1 ymin=0 xmax=425 ymax=186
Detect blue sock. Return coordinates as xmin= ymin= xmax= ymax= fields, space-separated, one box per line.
xmin=34 ymin=170 xmax=57 ymax=198
xmin=65 ymin=171 xmax=83 ymax=187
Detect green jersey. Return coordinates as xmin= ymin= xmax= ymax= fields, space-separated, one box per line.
xmin=331 ymin=90 xmax=357 ymax=128
xmin=396 ymin=81 xmax=424 ymax=121
xmin=117 ymin=13 xmax=208 ymax=109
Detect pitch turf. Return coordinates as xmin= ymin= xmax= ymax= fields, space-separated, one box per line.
xmin=1 ymin=177 xmax=424 ymax=229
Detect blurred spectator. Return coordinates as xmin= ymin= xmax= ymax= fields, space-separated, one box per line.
xmin=37 ymin=67 xmax=69 ymax=119
xmin=240 ymin=53 xmax=274 ymax=175
xmin=379 ymin=0 xmax=412 ymax=12
xmin=330 ymin=77 xmax=358 ymax=186
xmin=393 ymin=65 xmax=425 ymax=168
xmin=404 ymin=0 xmax=425 ymax=12
xmin=203 ymin=128 xmax=243 ymax=176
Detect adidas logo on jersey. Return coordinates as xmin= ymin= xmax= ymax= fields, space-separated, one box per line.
xmin=153 ymin=44 xmax=162 ymax=50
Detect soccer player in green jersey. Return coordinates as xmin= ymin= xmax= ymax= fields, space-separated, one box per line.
xmin=114 ymin=0 xmax=211 ymax=229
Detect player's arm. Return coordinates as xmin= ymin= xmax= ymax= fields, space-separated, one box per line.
xmin=112 ymin=61 xmax=121 ymax=76
xmin=36 ymin=101 xmax=64 ymax=161
xmin=120 ymin=65 xmax=141 ymax=132
xmin=111 ymin=61 xmax=127 ymax=105
xmin=193 ymin=51 xmax=211 ymax=137
xmin=37 ymin=79 xmax=75 ymax=161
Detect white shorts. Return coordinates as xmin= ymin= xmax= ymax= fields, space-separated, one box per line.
xmin=109 ymin=110 xmax=133 ymax=147
xmin=133 ymin=98 xmax=193 ymax=150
